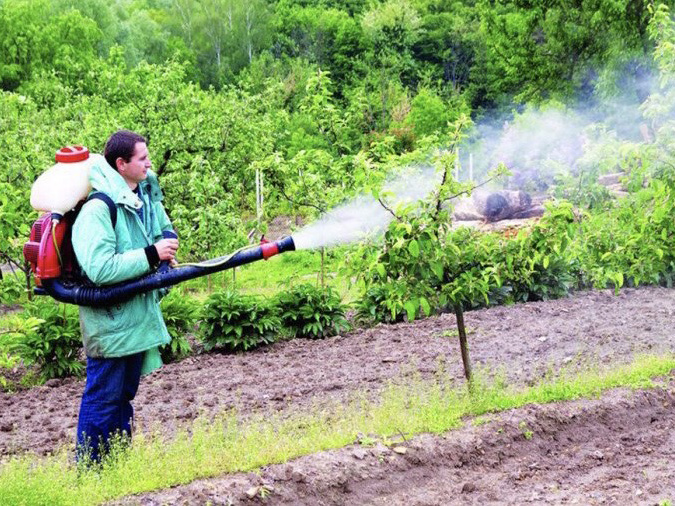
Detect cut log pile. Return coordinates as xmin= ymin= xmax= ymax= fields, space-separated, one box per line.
xmin=597 ymin=172 xmax=629 ymax=198
xmin=453 ymin=190 xmax=546 ymax=223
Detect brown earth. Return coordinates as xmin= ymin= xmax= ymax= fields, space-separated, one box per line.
xmin=1 ymin=286 xmax=674 ymax=503
xmin=114 ymin=379 xmax=675 ymax=505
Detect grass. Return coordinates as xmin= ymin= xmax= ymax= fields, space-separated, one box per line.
xmin=0 ymin=353 xmax=673 ymax=505
xmin=180 ymin=245 xmax=358 ymax=301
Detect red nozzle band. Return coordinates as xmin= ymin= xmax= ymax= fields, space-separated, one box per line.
xmin=261 ymin=242 xmax=279 ymax=260
xmin=55 ymin=145 xmax=89 ymax=163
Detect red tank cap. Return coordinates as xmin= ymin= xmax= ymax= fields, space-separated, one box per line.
xmin=55 ymin=145 xmax=89 ymax=163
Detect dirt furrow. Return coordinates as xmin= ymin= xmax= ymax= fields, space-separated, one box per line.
xmin=114 ymin=380 xmax=675 ymax=505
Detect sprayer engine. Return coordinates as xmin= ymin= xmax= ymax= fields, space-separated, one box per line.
xmin=23 ymin=211 xmax=79 ymax=286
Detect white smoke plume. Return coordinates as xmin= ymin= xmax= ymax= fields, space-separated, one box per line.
xmin=294 ymin=64 xmax=674 ymax=249
xmin=293 ymin=166 xmax=441 ymax=250
xmin=458 ymin=67 xmax=665 ymax=190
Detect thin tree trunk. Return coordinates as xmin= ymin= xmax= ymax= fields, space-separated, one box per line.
xmin=454 ymin=304 xmax=472 ymax=382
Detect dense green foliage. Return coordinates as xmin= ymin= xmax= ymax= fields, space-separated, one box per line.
xmin=352 ymin=159 xmax=675 ymax=323
xmin=1 ymin=0 xmax=672 ymax=269
xmin=0 ymin=273 xmax=24 ymax=305
xmin=12 ymin=300 xmax=83 ymax=380
xmin=576 ymin=175 xmax=675 ymax=289
xmin=275 ymin=283 xmax=350 ymax=338
xmin=200 ymin=290 xmax=280 ymax=351
xmin=350 ymin=139 xmax=578 ymax=323
xmin=158 ymin=290 xmax=200 ymax=363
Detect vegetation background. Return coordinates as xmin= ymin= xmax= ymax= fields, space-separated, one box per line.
xmin=1 ymin=0 xmax=675 ymax=382
xmin=1 ymin=0 xmax=670 ymax=266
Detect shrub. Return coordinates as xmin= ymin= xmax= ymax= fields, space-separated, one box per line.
xmin=0 ymin=274 xmax=25 ymax=305
xmin=15 ymin=299 xmax=83 ymax=381
xmin=275 ymin=284 xmax=350 ymax=339
xmin=0 ymin=314 xmax=41 ymax=390
xmin=355 ymin=282 xmax=409 ymax=324
xmin=350 ymin=212 xmax=446 ymax=324
xmin=159 ymin=290 xmax=200 ymax=363
xmin=200 ymin=291 xmax=280 ymax=352
xmin=574 ymin=176 xmax=675 ymax=290
xmin=493 ymin=202 xmax=578 ymax=302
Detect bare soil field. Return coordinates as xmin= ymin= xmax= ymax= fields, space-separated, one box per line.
xmin=115 ymin=379 xmax=675 ymax=505
xmin=1 ymin=286 xmax=674 ymax=503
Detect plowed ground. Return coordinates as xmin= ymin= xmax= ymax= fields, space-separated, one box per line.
xmin=1 ymin=286 xmax=674 ymax=504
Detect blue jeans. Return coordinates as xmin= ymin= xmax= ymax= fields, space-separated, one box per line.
xmin=76 ymin=352 xmax=144 ymax=463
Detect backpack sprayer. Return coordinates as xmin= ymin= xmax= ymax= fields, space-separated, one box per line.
xmin=23 ymin=146 xmax=295 ymax=308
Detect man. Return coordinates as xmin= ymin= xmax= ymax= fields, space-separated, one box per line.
xmin=72 ymin=130 xmax=179 ymax=463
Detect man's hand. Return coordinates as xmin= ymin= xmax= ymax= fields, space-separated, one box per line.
xmin=154 ymin=238 xmax=179 ymax=261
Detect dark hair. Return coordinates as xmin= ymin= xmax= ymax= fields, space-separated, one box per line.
xmin=104 ymin=130 xmax=146 ymax=170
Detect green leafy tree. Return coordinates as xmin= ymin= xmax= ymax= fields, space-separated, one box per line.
xmin=271 ymin=4 xmax=365 ymax=90
xmin=477 ymin=0 xmax=658 ymax=104
xmin=413 ymin=4 xmax=481 ymax=98
xmin=350 ymin=117 xmax=484 ymax=381
xmin=358 ymin=0 xmax=422 ymax=130
xmin=0 ymin=1 xmax=102 ymax=92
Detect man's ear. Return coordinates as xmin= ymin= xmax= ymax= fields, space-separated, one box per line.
xmin=116 ymin=157 xmax=126 ymax=172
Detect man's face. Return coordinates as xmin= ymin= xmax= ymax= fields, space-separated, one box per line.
xmin=118 ymin=142 xmax=151 ymax=189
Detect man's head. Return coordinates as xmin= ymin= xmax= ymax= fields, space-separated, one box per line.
xmin=104 ymin=130 xmax=152 ymax=189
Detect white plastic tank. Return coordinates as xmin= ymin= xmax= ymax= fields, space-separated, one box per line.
xmin=30 ymin=145 xmax=101 ymax=217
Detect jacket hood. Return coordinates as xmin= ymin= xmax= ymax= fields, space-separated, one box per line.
xmin=88 ymin=155 xmax=164 ymax=210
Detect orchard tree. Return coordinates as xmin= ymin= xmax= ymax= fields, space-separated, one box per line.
xmin=359 ymin=0 xmax=422 ymax=130
xmin=477 ymin=0 xmax=661 ymax=105
xmin=413 ymin=3 xmax=480 ymax=96
xmin=0 ymin=0 xmax=102 ymax=92
xmin=348 ymin=116 xmax=511 ymax=382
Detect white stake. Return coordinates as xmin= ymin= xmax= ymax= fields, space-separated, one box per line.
xmin=469 ymin=153 xmax=473 ymax=182
xmin=260 ymin=169 xmax=264 ymax=218
xmin=255 ymin=168 xmax=261 ymax=220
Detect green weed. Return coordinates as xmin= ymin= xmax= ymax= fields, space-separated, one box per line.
xmin=519 ymin=421 xmax=534 ymax=440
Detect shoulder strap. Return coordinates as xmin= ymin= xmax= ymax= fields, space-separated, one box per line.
xmin=87 ymin=192 xmax=118 ymax=229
